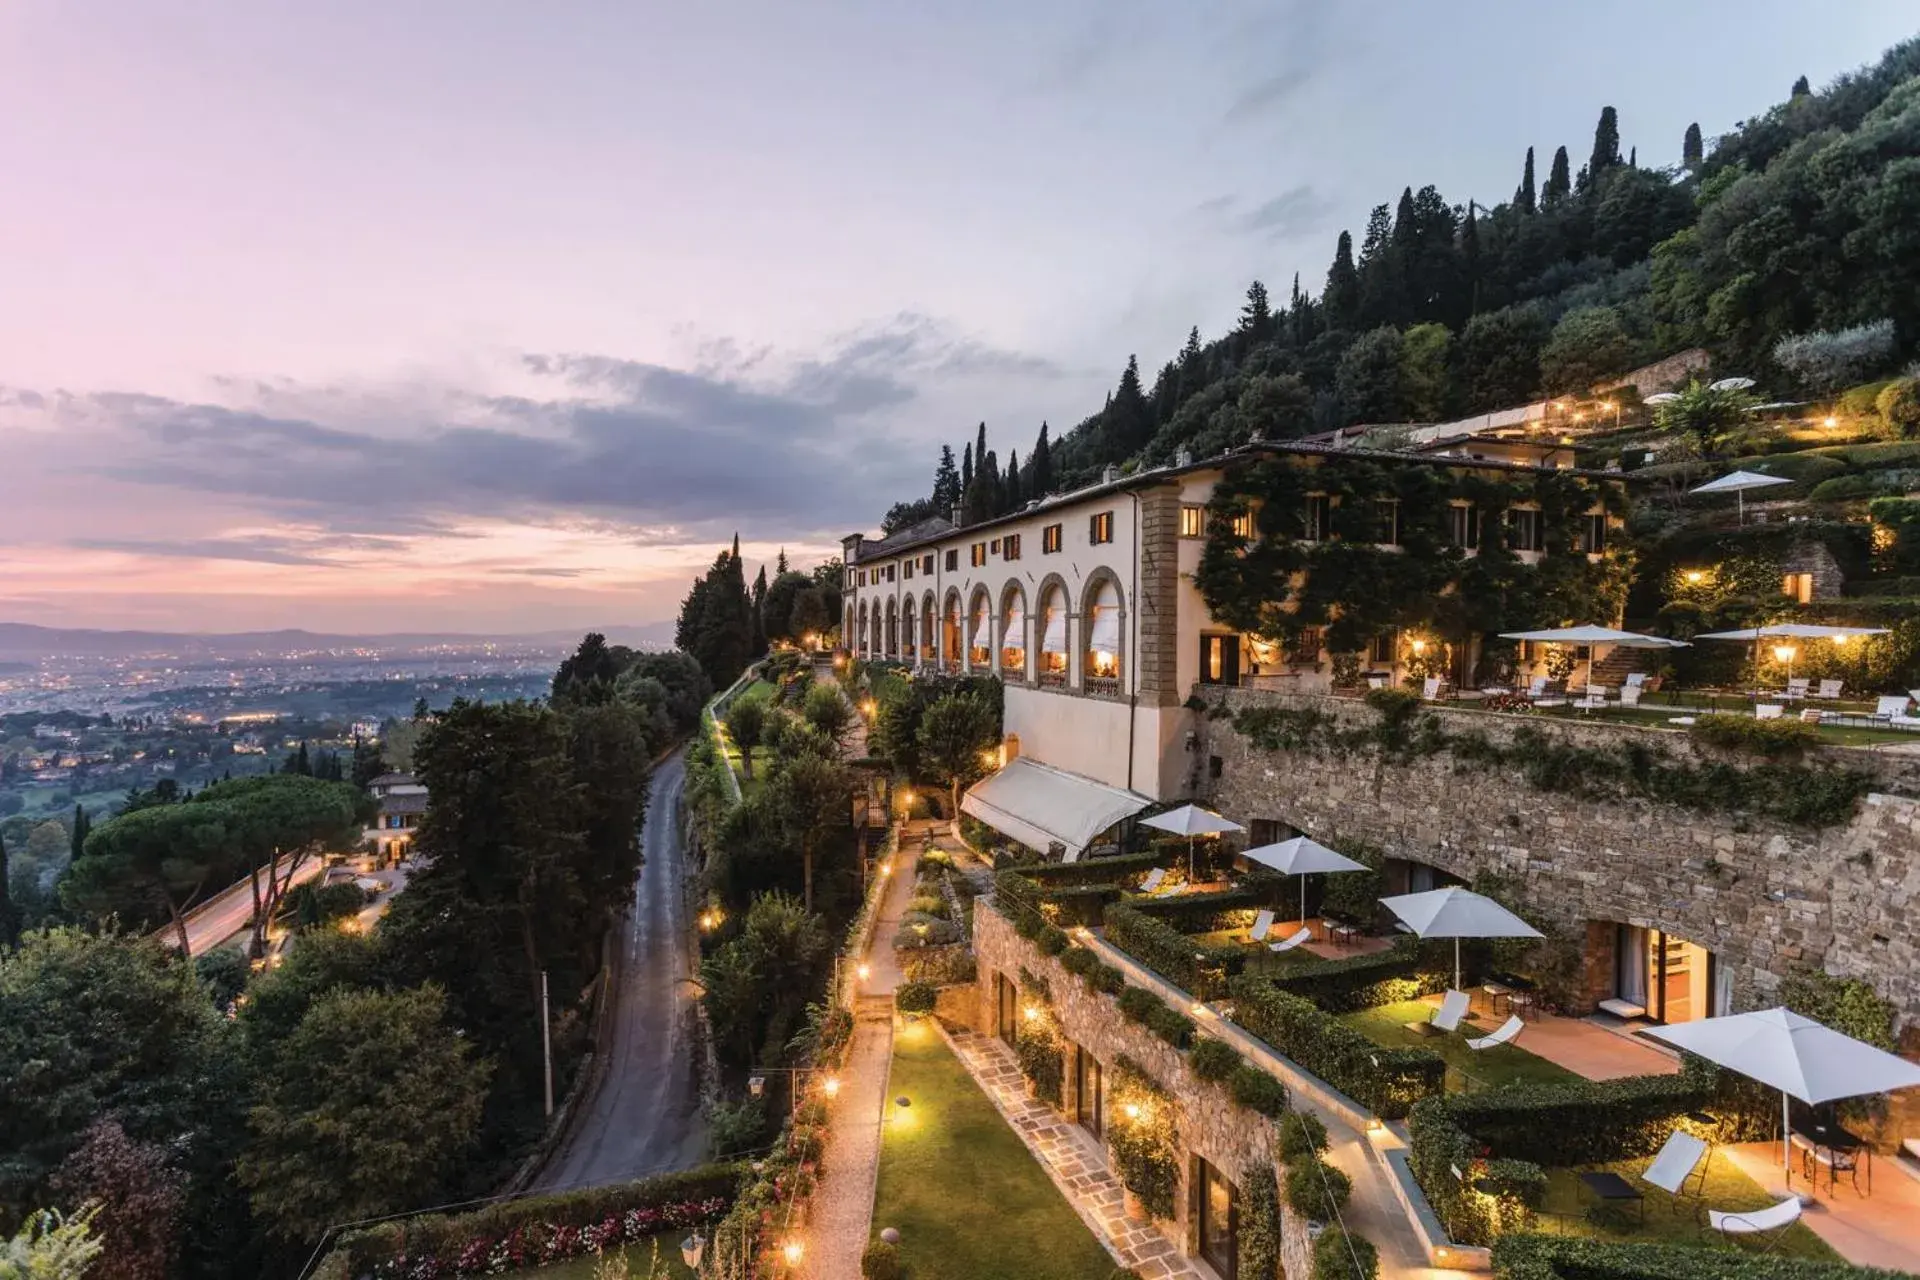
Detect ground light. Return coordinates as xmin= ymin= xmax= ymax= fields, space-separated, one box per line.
xmin=783 ymin=1239 xmax=804 ymax=1266
xmin=857 ymin=962 xmax=871 ymax=982
xmin=823 ymin=1077 xmax=840 ymax=1099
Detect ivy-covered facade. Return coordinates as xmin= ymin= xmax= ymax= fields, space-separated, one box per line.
xmin=1194 ymin=447 xmax=1633 ymax=689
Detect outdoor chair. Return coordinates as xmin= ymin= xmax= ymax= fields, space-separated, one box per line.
xmin=1269 ymin=926 xmax=1312 ymax=953
xmin=1248 ymin=909 xmax=1276 ymax=944
xmin=1422 ymin=676 xmax=1444 ymax=700
xmin=1813 ymin=679 xmax=1844 ymax=700
xmin=1138 ymin=868 xmax=1168 ymax=893
xmin=1872 ymin=695 xmax=1913 ymax=726
xmin=1432 ymin=989 xmax=1471 ymax=1033
xmin=1641 ymin=1131 xmax=1710 ymax=1217
xmin=1578 ymin=686 xmax=1608 ymax=711
xmin=1528 ymin=676 xmax=1567 ymax=708
xmin=1755 ymin=704 xmax=1784 ymax=720
xmin=1466 ymin=1015 xmax=1523 ymax=1051
xmin=1799 ymin=709 xmax=1823 ymax=725
xmin=1367 ymin=673 xmax=1388 ymax=690
xmin=1784 ymin=677 xmax=1810 ymax=701
xmin=1708 ymin=1196 xmax=1803 ymax=1253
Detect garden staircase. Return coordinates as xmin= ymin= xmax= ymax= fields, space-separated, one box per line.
xmin=1586 ymin=647 xmax=1648 ymax=690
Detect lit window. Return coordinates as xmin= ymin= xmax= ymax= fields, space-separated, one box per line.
xmin=971 ymin=542 xmax=987 ymax=567
xmin=945 ymin=549 xmax=959 ymax=572
xmin=1231 ymin=513 xmax=1254 ymax=540
xmin=1003 ymin=534 xmax=1022 ymax=561
xmin=1042 ymin=524 xmax=1062 ymax=554
xmin=1180 ymin=505 xmax=1205 ymax=538
xmin=1089 ymin=511 xmax=1115 ymax=544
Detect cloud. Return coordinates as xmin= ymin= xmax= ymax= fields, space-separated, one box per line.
xmin=1224 ymin=67 xmax=1315 ymax=124
xmin=1236 ymin=185 xmax=1332 ymax=241
xmin=1216 ymin=3 xmax=1334 ymax=126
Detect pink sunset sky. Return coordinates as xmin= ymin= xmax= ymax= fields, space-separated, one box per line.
xmin=2 ymin=2 xmax=1913 ymax=634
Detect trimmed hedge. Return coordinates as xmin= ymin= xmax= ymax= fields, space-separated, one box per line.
xmin=1313 ymin=1228 xmax=1380 ymax=1280
xmin=1020 ymin=848 xmax=1165 ymax=886
xmin=1104 ymin=902 xmax=1245 ymax=998
xmin=1267 ymin=940 xmax=1449 ymax=1014
xmin=1490 ymin=1235 xmax=1904 ymax=1280
xmin=1228 ymin=974 xmax=1444 ymax=1119
xmin=1227 ymin=1063 xmax=1290 ymax=1117
xmin=1188 ymin=1036 xmax=1241 ymax=1083
xmin=1116 ymin=983 xmax=1196 ymax=1050
xmin=1128 ymin=884 xmax=1268 ymax=934
xmin=311 ymin=1164 xmax=746 ymax=1280
xmin=1284 ymin=1158 xmax=1352 ymax=1221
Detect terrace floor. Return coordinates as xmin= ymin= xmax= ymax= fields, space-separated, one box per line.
xmin=1404 ymin=991 xmax=1685 ymax=1085
xmin=1720 ymin=1140 xmax=1920 ymax=1274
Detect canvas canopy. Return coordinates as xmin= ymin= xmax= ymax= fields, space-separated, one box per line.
xmin=1002 ymin=599 xmax=1025 ymax=649
xmin=1242 ymin=836 xmax=1369 ymax=926
xmin=961 ymin=757 xmax=1150 ymax=861
xmin=1379 ymin=886 xmax=1543 ymax=988
xmin=1040 ymin=603 xmax=1068 ymax=654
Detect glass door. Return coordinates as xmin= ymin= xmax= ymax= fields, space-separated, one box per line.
xmin=996 ymin=973 xmax=1017 ymax=1045
xmin=1197 ymin=1157 xmax=1238 ymax=1279
xmin=1075 ymin=1046 xmax=1102 ymax=1139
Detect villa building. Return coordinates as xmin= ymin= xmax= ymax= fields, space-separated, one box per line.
xmin=363 ymin=771 xmax=426 ymax=864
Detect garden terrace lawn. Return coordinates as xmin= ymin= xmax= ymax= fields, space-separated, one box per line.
xmin=1341 ymin=1000 xmax=1582 ymax=1092
xmin=505 ymin=1232 xmax=698 ymax=1278
xmin=874 ymin=1022 xmax=1115 ymax=1280
xmin=1535 ymin=1159 xmax=1837 ymax=1260
xmin=1189 ymin=928 xmax=1323 ymax=979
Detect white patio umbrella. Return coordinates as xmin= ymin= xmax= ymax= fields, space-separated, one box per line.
xmin=1378 ymin=886 xmax=1544 ymax=990
xmin=1140 ymin=804 xmax=1244 ymax=881
xmin=1644 ymin=1008 xmax=1920 ymax=1183
xmin=1689 ymin=470 xmax=1793 ymax=524
xmin=1499 ymin=625 xmax=1689 ymax=693
xmin=1242 ymin=836 xmax=1370 ymax=929
xmin=1709 ymin=376 xmax=1758 ymax=392
xmin=1694 ymin=624 xmax=1889 ymax=689
xmin=1645 ymin=392 xmax=1681 ymax=406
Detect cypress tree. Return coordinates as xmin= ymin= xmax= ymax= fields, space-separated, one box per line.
xmin=974 ymin=422 xmax=988 ymax=480
xmin=1682 ymin=122 xmax=1703 ymax=170
xmin=1323 ymin=230 xmax=1360 ymax=331
xmin=776 ymin=547 xmax=789 ymax=574
xmin=1004 ymin=448 xmax=1022 ymax=512
xmin=70 ymin=804 xmax=90 ymax=859
xmin=961 ymin=442 xmax=973 ymax=496
xmin=1515 ymin=146 xmax=1536 ymax=213
xmin=1031 ymin=422 xmax=1054 ymax=498
xmin=1791 ymin=74 xmax=1810 ymax=98
xmin=1543 ymin=146 xmax=1572 ymax=208
xmin=1588 ymin=106 xmax=1621 ymax=183
xmin=1460 ymin=202 xmax=1482 ymax=317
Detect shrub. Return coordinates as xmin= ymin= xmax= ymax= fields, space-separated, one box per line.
xmin=1277 ymin=1110 xmax=1329 ymax=1161
xmin=1015 ymin=1025 xmax=1064 ymax=1106
xmin=1688 ymin=713 xmax=1820 ymax=758
xmin=1490 ymin=1234 xmax=1880 ymax=1279
xmin=1116 ymin=984 xmax=1196 ymax=1050
xmin=1036 ymin=924 xmax=1069 ymax=956
xmin=1227 ymin=1064 xmax=1290 ymax=1118
xmin=1060 ymin=946 xmax=1100 ymax=980
xmin=894 ymin=981 xmax=936 ymax=1014
xmin=1878 ymin=376 xmax=1920 ymax=439
xmin=862 ymin=1240 xmax=906 ymax=1279
xmin=1228 ymin=974 xmax=1445 ymax=1119
xmin=1267 ymin=941 xmax=1447 ymax=1014
xmin=1285 ymin=1158 xmax=1352 ymax=1221
xmin=1312 ymin=1228 xmax=1379 ymax=1280
xmin=1103 ymin=902 xmax=1243 ymax=998
xmin=1092 ymin=963 xmax=1126 ymax=995
xmin=1238 ymin=1164 xmax=1283 ymax=1280
xmin=906 ymin=893 xmax=945 ymax=916
xmin=1188 ymin=1036 xmax=1241 ymax=1083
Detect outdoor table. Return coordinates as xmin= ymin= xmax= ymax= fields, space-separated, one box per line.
xmin=1578 ymin=1171 xmax=1645 ymax=1226
xmin=1481 ymin=980 xmax=1513 ymax=1015
xmin=1795 ymin=1124 xmax=1871 ymax=1196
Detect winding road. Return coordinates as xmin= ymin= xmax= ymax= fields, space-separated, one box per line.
xmin=534 ymin=749 xmax=708 ymax=1190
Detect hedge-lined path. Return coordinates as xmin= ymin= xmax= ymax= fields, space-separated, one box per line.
xmin=944 ymin=1023 xmax=1204 ymax=1279
xmin=797 ymin=838 xmax=919 ymax=1280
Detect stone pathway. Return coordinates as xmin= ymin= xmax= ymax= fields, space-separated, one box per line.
xmin=945 ymin=1024 xmax=1205 ymax=1280
xmin=798 ymin=842 xmax=918 ymax=1280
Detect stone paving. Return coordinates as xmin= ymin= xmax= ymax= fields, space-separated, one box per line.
xmin=944 ymin=1023 xmax=1206 ymax=1280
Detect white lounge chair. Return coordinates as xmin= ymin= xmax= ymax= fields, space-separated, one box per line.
xmin=1432 ymin=989 xmax=1471 ymax=1033
xmin=1620 ymin=684 xmax=1643 ymax=708
xmin=1138 ymin=868 xmax=1168 ymax=893
xmin=1578 ymin=686 xmax=1609 ymax=711
xmin=1624 ymin=672 xmax=1647 ymax=689
xmin=1812 ymin=679 xmax=1843 ymax=700
xmin=1873 ymin=694 xmax=1911 ymax=725
xmin=1709 ymin=1196 xmax=1802 ymax=1252
xmin=1248 ymin=909 xmax=1276 ymax=943
xmin=1367 ymin=673 xmax=1388 ymax=690
xmin=1466 ymin=1015 xmax=1523 ymax=1051
xmin=1527 ymin=675 xmax=1567 ymax=708
xmin=1269 ymin=926 xmax=1312 ymax=953
xmin=1755 ymin=704 xmax=1784 ymax=721
xmin=1784 ymin=677 xmax=1810 ymax=702
xmin=1642 ymin=1131 xmax=1710 ymax=1208
xmin=1422 ymin=676 xmax=1444 ymax=701
xmin=1799 ymin=708 xmax=1822 ymax=725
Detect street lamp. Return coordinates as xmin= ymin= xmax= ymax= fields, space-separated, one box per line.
xmin=1773 ymin=644 xmax=1798 ymax=686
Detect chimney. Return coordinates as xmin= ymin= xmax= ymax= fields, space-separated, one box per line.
xmin=843 ymin=533 xmax=865 ymax=561
xmin=951 ymin=505 xmax=964 ymax=526
xmin=1102 ymin=464 xmax=1120 ymax=484
xmin=1174 ymin=448 xmax=1193 ymax=468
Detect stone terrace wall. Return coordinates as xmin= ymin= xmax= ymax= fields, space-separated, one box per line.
xmin=1198 ymin=688 xmax=1920 ymax=1031
xmin=974 ymin=906 xmax=1280 ymax=1262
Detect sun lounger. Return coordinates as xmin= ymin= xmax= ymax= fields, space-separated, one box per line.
xmin=1620 ymin=684 xmax=1643 ymax=707
xmin=1269 ymin=926 xmax=1312 ymax=953
xmin=1138 ymin=868 xmax=1168 ymax=893
xmin=1709 ymin=1196 xmax=1802 ymax=1252
xmin=1755 ymin=704 xmax=1784 ymax=720
xmin=1578 ymin=686 xmax=1608 ymax=711
xmin=1367 ymin=673 xmax=1388 ymax=690
xmin=1432 ymin=989 xmax=1471 ymax=1033
xmin=1812 ymin=679 xmax=1843 ymax=700
xmin=1526 ymin=676 xmax=1567 ymax=708
xmin=1624 ymin=672 xmax=1646 ymax=688
xmin=1422 ymin=676 xmax=1444 ymax=701
xmin=1784 ymin=677 xmax=1810 ymax=701
xmin=1466 ymin=1015 xmax=1523 ymax=1050
xmin=1248 ymin=909 xmax=1275 ymax=943
xmin=1643 ymin=1131 xmax=1710 ymax=1210
xmin=1799 ymin=708 xmax=1822 ymax=725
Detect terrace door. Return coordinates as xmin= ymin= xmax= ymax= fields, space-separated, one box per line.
xmin=1197 ymin=1157 xmax=1238 ymax=1279
xmin=1200 ymin=634 xmax=1241 ymax=686
xmin=995 ymin=972 xmax=1018 ymax=1045
xmin=1074 ymin=1045 xmax=1103 ymax=1140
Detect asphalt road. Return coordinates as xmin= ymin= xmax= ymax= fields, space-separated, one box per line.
xmin=534 ymin=750 xmax=708 ymax=1190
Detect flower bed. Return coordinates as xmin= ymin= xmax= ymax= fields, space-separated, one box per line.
xmin=312 ymin=1165 xmax=745 ymax=1280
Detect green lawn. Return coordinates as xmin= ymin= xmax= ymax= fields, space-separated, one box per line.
xmin=1190 ymin=927 xmax=1323 ymax=979
xmin=505 ymin=1232 xmax=698 ymax=1278
xmin=873 ymin=1022 xmax=1115 ymax=1280
xmin=1536 ymin=1159 xmax=1836 ymax=1260
xmin=1341 ymin=1000 xmax=1582 ymax=1092
xmin=1533 ymin=702 xmax=1917 ymax=747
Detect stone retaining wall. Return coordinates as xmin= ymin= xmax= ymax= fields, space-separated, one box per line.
xmin=1197 ymin=688 xmax=1920 ymax=1031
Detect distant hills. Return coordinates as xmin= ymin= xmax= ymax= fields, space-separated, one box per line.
xmin=0 ymin=621 xmax=677 ymax=660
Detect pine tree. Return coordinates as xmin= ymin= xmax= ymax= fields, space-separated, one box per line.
xmin=1791 ymin=74 xmax=1810 ymax=98
xmin=1682 ymin=121 xmax=1703 ymax=170
xmin=1460 ymin=202 xmax=1482 ymax=316
xmin=1004 ymin=448 xmax=1022 ymax=512
xmin=1588 ymin=106 xmax=1621 ymax=184
xmin=1323 ymin=230 xmax=1360 ymax=331
xmin=1108 ymin=356 xmax=1149 ymax=456
xmin=776 ymin=547 xmax=789 ymax=574
xmin=1240 ymin=280 xmax=1272 ymax=338
xmin=1515 ymin=146 xmax=1537 ymax=213
xmin=1543 ymin=145 xmax=1572 ymax=208
xmin=1031 ymin=422 xmax=1054 ymax=497
xmin=1181 ymin=327 xmax=1203 ymax=367
xmin=931 ymin=445 xmax=961 ymax=512
xmin=1357 ymin=201 xmax=1404 ymax=327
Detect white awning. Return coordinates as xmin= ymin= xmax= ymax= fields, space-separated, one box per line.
xmin=1040 ymin=608 xmax=1068 ymax=654
xmin=1002 ymin=602 xmax=1025 ymax=649
xmin=962 ymin=758 xmax=1150 ymax=861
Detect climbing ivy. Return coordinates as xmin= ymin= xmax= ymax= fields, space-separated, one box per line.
xmin=1194 ymin=454 xmax=1631 ymax=656
xmin=1234 ymin=698 xmax=1874 ymax=828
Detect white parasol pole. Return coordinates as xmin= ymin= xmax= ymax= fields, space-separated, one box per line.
xmin=1300 ymin=874 xmax=1308 ymax=931
xmin=1454 ymin=937 xmax=1462 ymax=991
xmin=1782 ymin=1091 xmax=1792 ymax=1184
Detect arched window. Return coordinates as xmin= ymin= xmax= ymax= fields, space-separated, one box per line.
xmin=885 ymin=597 xmax=898 ymax=658
xmin=943 ymin=592 xmax=962 ymax=671
xmin=1084 ymin=578 xmax=1123 ymax=695
xmin=1001 ymin=585 xmax=1028 ymax=680
xmin=902 ymin=597 xmax=919 ymax=664
xmin=857 ymin=601 xmax=869 ymax=657
xmin=968 ymin=589 xmax=992 ymax=669
xmin=1038 ymin=583 xmax=1069 ymax=687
